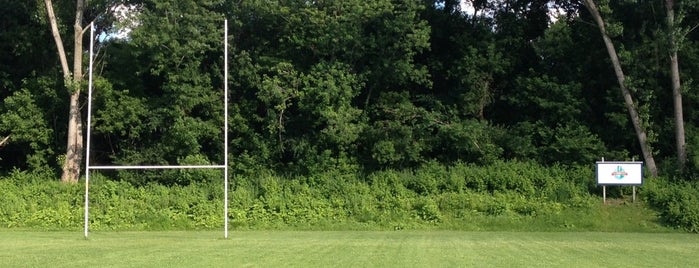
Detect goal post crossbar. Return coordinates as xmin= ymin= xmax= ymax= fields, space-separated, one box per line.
xmin=88 ymin=165 xmax=226 ymax=170
xmin=83 ymin=20 xmax=231 ymax=239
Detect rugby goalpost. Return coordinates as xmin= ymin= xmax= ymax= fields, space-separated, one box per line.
xmin=83 ymin=20 xmax=231 ymax=238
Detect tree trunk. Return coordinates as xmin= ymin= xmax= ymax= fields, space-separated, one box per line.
xmin=665 ymin=0 xmax=687 ymax=170
xmin=44 ymin=0 xmax=86 ymax=183
xmin=582 ymin=0 xmax=659 ymax=177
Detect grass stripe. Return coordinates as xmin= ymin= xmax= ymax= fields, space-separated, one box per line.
xmin=1 ymin=231 xmax=698 ymax=267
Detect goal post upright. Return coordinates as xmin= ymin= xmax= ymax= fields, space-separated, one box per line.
xmin=83 ymin=20 xmax=231 ymax=238
xmin=84 ymin=22 xmax=95 ymax=239
xmin=223 ymin=19 xmax=230 ymax=239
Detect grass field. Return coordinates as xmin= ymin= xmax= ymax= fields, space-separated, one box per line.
xmin=1 ymin=230 xmax=698 ymax=267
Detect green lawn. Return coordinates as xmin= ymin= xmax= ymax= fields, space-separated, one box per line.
xmin=1 ymin=230 xmax=698 ymax=267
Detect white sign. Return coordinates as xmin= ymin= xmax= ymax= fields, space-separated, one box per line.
xmin=596 ymin=161 xmax=643 ymax=185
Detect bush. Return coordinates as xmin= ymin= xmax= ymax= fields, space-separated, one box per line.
xmin=0 ymin=171 xmax=228 ymax=230
xmin=0 ymin=161 xmax=663 ymax=232
xmin=643 ymin=178 xmax=699 ymax=233
xmin=412 ymin=197 xmax=441 ymax=222
xmin=0 ymin=170 xmax=82 ymax=229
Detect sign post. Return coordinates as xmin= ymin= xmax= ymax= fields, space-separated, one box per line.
xmin=596 ymin=159 xmax=643 ymax=204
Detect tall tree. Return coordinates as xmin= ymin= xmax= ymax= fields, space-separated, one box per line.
xmin=582 ymin=0 xmax=659 ymax=176
xmin=0 ymin=1 xmax=55 ymax=170
xmin=43 ymin=0 xmax=88 ymax=183
xmin=665 ymin=0 xmax=687 ymax=170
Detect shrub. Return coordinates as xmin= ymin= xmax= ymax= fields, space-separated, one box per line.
xmin=643 ymin=178 xmax=699 ymax=233
xmin=0 ymin=170 xmax=82 ymax=229
xmin=0 ymin=160 xmax=652 ymax=232
xmin=412 ymin=197 xmax=441 ymax=222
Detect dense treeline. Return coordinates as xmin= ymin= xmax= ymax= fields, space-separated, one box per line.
xmin=2 ymin=0 xmax=698 ymax=178
xmin=2 ymin=1 xmax=699 ymax=230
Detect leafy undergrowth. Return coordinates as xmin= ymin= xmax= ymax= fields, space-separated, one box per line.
xmin=0 ymin=163 xmax=686 ymax=233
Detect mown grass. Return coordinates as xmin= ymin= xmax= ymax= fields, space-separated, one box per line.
xmin=1 ymin=230 xmax=698 ymax=267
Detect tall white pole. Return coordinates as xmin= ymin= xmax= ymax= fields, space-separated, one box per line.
xmin=84 ymin=22 xmax=95 ymax=238
xmin=223 ymin=19 xmax=230 ymax=239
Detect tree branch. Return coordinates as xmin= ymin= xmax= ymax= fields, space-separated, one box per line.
xmin=0 ymin=135 xmax=9 ymax=148
xmin=81 ymin=21 xmax=94 ymax=36
xmin=44 ymin=0 xmax=71 ymax=79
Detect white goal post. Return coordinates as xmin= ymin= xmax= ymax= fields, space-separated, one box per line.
xmin=84 ymin=20 xmax=231 ymax=238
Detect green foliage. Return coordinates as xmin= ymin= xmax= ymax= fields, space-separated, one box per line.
xmin=87 ymin=177 xmax=224 ymax=230
xmin=412 ymin=196 xmax=442 ymax=222
xmin=0 ymin=170 xmax=81 ymax=229
xmin=433 ymin=118 xmax=504 ymax=164
xmin=0 ymin=84 xmax=55 ymax=171
xmin=644 ymin=178 xmax=699 ymax=233
xmin=448 ymin=44 xmax=505 ymax=118
xmin=0 ymin=161 xmax=685 ymax=233
xmin=687 ymin=126 xmax=699 ymax=174
xmin=0 ymin=170 xmax=224 ymax=230
xmin=502 ymin=122 xmax=606 ymax=166
xmin=0 ymin=0 xmax=52 ymax=91
xmin=538 ymin=123 xmax=607 ymax=166
xmin=510 ymin=75 xmax=584 ymax=123
xmin=227 ymin=0 xmax=430 ymax=174
xmin=363 ymin=92 xmax=428 ymax=168
xmin=2 ymin=0 xmax=699 ymax=182
xmin=88 ymin=0 xmax=227 ymax=176
xmin=3 ymin=0 xmax=699 ymax=239
xmin=92 ymin=77 xmax=149 ymax=139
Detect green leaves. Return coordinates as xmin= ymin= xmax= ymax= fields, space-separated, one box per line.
xmin=93 ymin=78 xmax=148 ymax=139
xmin=88 ymin=0 xmax=227 ymax=171
xmin=0 ymin=87 xmax=54 ymax=170
xmin=4 ymin=0 xmax=699 ymax=179
xmin=300 ymin=62 xmax=363 ymax=148
xmin=364 ymin=92 xmax=428 ymax=168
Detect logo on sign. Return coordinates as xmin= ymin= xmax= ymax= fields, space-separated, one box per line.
xmin=611 ymin=166 xmax=628 ymax=180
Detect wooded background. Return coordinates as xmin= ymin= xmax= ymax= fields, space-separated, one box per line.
xmin=2 ymin=0 xmax=699 ymax=183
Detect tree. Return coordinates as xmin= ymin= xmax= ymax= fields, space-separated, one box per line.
xmin=43 ymin=0 xmax=89 ymax=183
xmin=42 ymin=0 xmax=133 ymax=182
xmin=0 ymin=0 xmax=58 ymax=171
xmin=665 ymin=0 xmax=687 ymax=170
xmin=582 ymin=0 xmax=659 ymax=177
